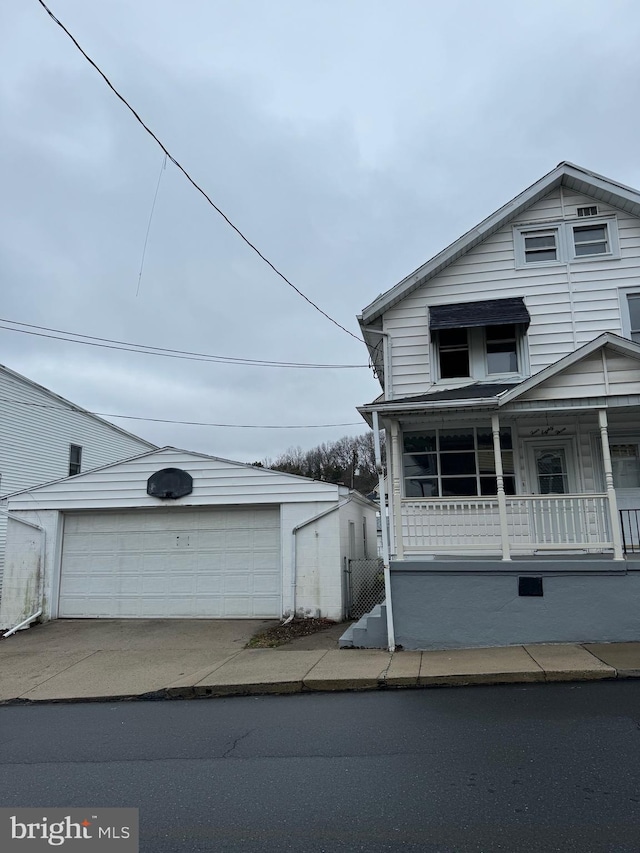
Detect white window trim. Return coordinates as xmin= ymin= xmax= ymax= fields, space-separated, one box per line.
xmin=431 ymin=325 xmax=528 ymax=384
xmin=568 ymin=217 xmax=620 ymax=263
xmin=513 ymin=216 xmax=620 ymax=269
xmin=514 ymin=222 xmax=563 ymax=269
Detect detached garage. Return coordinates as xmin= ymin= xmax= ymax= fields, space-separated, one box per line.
xmin=0 ymin=447 xmax=375 ymax=628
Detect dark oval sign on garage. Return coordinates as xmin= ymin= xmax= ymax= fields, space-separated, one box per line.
xmin=147 ymin=468 xmax=193 ymax=500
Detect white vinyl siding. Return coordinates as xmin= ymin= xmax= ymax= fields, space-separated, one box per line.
xmin=58 ymin=507 xmax=281 ymax=619
xmin=5 ymin=449 xmax=344 ymax=512
xmin=383 ymin=188 xmax=640 ymax=398
xmin=0 ymin=368 xmax=154 ymax=595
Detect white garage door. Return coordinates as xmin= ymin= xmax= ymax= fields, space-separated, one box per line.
xmin=58 ymin=507 xmax=281 ymax=618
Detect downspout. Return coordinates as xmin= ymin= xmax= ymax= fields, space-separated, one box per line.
xmin=0 ymin=508 xmax=46 ymax=629
xmin=290 ymin=498 xmax=353 ymax=618
xmin=373 ymin=410 xmax=395 ymax=651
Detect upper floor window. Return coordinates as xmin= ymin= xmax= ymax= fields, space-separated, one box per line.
xmin=69 ymin=444 xmax=82 ymax=476
xmin=438 ymin=329 xmax=470 ymax=378
xmin=523 ymin=230 xmax=558 ymax=263
xmin=429 ymin=298 xmax=529 ymax=383
xmin=514 ymin=217 xmax=619 ymax=267
xmin=434 ymin=324 xmax=523 ymax=381
xmin=620 ymin=290 xmax=640 ymax=344
xmin=485 ymin=324 xmax=518 ymax=374
xmin=573 ymin=224 xmax=608 ymax=256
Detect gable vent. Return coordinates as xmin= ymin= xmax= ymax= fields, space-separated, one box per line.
xmin=577 ymin=205 xmax=598 ymax=217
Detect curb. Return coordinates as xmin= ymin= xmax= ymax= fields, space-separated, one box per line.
xmin=0 ymin=665 xmax=621 ymax=705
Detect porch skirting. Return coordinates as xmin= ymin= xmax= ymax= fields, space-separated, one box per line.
xmin=389 ymin=559 xmax=640 ymax=650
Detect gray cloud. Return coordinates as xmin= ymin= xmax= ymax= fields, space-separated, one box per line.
xmin=2 ymin=0 xmax=640 ymax=462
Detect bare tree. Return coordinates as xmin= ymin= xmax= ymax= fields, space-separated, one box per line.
xmin=264 ymin=432 xmax=385 ymax=494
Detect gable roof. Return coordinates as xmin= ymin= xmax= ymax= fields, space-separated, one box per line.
xmin=498 ymin=333 xmax=640 ymax=405
xmin=359 ymin=162 xmax=640 ymax=327
xmin=0 ymin=362 xmax=156 ymax=449
xmin=0 ymin=445 xmax=354 ymax=500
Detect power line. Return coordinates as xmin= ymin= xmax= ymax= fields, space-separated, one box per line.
xmin=35 ymin=0 xmax=363 ymax=343
xmin=0 ymin=318 xmax=367 ymax=368
xmin=0 ymin=396 xmax=361 ymax=429
xmin=136 ymin=152 xmax=167 ymax=297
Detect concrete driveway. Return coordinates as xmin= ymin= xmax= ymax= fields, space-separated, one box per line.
xmin=0 ymin=618 xmax=277 ymax=702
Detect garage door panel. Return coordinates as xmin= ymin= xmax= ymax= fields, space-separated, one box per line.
xmin=59 ymin=507 xmax=281 ymax=618
xmin=252 ymin=574 xmax=281 ymax=594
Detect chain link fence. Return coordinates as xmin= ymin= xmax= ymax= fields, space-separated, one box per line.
xmin=344 ymin=557 xmax=385 ymax=619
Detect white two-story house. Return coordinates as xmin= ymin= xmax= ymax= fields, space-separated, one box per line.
xmin=0 ymin=363 xmax=157 ymax=600
xmin=351 ymin=162 xmax=640 ymax=651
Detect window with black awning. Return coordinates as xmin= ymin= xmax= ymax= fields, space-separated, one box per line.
xmin=429 ymin=298 xmax=530 ymax=381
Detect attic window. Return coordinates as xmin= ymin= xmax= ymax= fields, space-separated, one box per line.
xmin=573 ymin=224 xmax=608 ymax=256
xmin=577 ymin=205 xmax=598 ymax=217
xmin=523 ymin=230 xmax=557 ymax=263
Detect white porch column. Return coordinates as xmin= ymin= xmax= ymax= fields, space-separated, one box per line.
xmin=598 ymin=408 xmax=624 ymax=560
xmin=390 ymin=421 xmax=404 ymax=560
xmin=373 ymin=410 xmax=395 ymax=651
xmin=491 ymin=413 xmax=511 ymax=561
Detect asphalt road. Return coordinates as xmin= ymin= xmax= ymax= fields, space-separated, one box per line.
xmin=1 ymin=682 xmax=640 ymax=852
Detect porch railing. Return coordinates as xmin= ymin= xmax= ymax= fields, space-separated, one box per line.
xmin=619 ymin=509 xmax=640 ymax=554
xmin=401 ymin=494 xmax=612 ymax=554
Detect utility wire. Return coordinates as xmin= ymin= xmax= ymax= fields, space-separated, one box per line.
xmin=0 ymin=318 xmax=367 ymax=368
xmin=36 ymin=0 xmax=363 ymax=343
xmin=136 ymin=153 xmax=167 ymax=297
xmin=0 ymin=396 xmax=361 ymax=429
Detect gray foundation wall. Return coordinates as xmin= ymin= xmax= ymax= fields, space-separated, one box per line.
xmin=391 ymin=560 xmax=640 ymax=650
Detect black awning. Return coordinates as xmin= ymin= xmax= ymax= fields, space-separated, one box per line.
xmin=428 ymin=297 xmax=530 ymax=330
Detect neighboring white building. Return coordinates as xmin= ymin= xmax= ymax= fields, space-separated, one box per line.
xmin=352 ymin=162 xmax=640 ymax=649
xmin=0 ymin=447 xmax=376 ymax=628
xmin=0 ymin=363 xmax=156 ymax=596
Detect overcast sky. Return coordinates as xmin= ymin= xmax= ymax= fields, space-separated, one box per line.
xmin=2 ymin=0 xmax=640 ymax=463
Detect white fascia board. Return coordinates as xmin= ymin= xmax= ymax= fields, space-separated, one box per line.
xmin=360 ymin=163 xmax=640 ymax=326
xmin=497 ymin=333 xmax=640 ymax=406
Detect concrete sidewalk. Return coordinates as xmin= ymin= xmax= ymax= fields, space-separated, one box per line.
xmin=2 ymin=620 xmax=640 ymax=703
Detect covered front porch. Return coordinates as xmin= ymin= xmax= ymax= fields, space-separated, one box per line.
xmin=373 ymin=400 xmax=640 ymax=563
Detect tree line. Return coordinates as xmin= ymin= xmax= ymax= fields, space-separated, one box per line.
xmin=257 ymin=432 xmax=385 ymax=495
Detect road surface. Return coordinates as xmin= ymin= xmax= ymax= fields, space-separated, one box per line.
xmin=1 ymin=682 xmax=639 ymax=851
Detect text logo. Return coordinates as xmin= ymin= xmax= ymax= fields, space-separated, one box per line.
xmin=0 ymin=809 xmax=138 ymax=851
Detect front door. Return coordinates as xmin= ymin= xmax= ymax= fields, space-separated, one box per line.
xmin=532 ymin=446 xmax=571 ymax=494
xmin=526 ymin=440 xmax=579 ymax=544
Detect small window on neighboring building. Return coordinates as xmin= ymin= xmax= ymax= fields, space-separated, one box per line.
xmin=437 ymin=328 xmax=470 ymax=379
xmin=69 ymin=444 xmax=82 ymax=476
xmin=523 ymin=230 xmax=558 ymax=263
xmin=573 ymin=223 xmax=608 ymax=257
xmin=485 ymin=324 xmax=519 ymax=374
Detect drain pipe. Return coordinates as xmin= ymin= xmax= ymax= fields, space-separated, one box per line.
xmin=373 ymin=410 xmax=395 ymax=651
xmin=290 ymin=498 xmax=352 ymax=617
xmin=3 ymin=609 xmax=43 ymax=638
xmin=0 ymin=509 xmax=46 ymax=629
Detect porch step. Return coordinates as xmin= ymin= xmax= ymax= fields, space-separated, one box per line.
xmin=340 ymin=603 xmax=388 ymax=649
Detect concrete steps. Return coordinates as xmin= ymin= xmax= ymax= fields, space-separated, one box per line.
xmin=339 ymin=602 xmax=387 ymax=649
